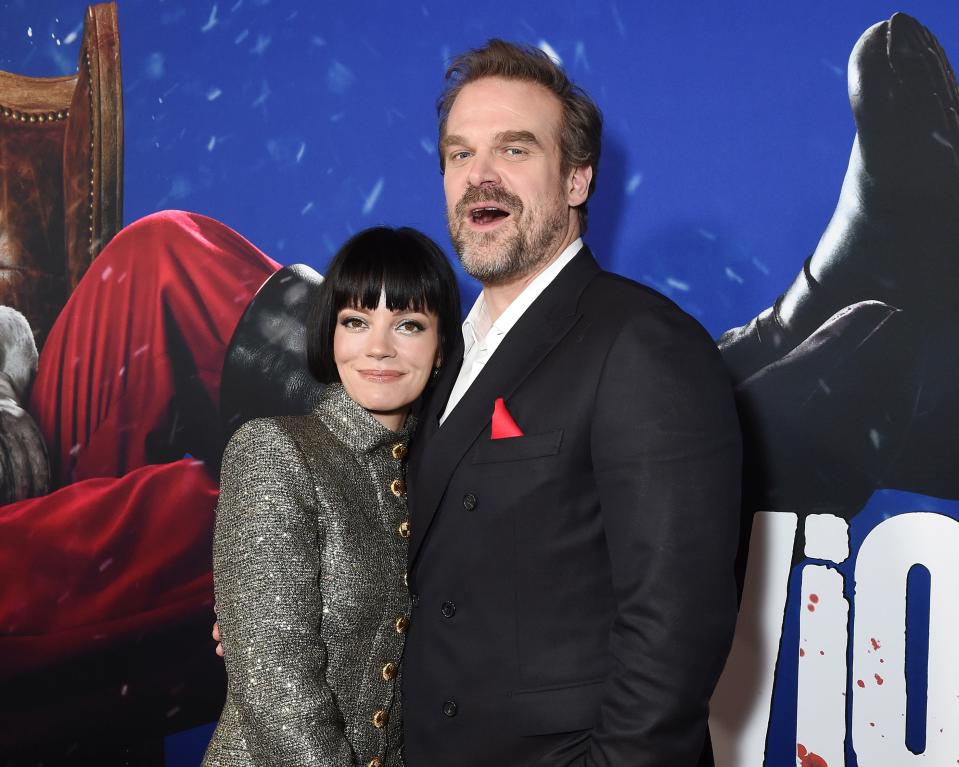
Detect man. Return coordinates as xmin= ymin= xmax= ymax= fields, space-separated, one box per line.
xmin=401 ymin=41 xmax=741 ymax=766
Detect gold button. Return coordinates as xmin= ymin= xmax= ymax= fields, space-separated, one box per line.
xmin=372 ymin=708 xmax=387 ymax=728
xmin=391 ymin=443 xmax=408 ymax=460
xmin=395 ymin=615 xmax=410 ymax=634
xmin=382 ymin=661 xmax=397 ymax=681
xmin=397 ymin=520 xmax=411 ymax=538
xmin=390 ymin=478 xmax=406 ymax=497
xmin=368 ymin=758 xmax=382 ymax=767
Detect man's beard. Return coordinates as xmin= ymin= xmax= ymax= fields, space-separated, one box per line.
xmin=448 ymin=185 xmax=566 ymax=285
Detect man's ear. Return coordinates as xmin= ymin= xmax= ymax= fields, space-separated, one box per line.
xmin=566 ymin=164 xmax=593 ymax=208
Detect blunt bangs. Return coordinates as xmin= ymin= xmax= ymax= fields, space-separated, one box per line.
xmin=329 ymin=228 xmax=445 ymax=317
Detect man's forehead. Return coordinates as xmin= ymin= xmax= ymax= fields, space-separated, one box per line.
xmin=445 ymin=77 xmax=562 ymax=136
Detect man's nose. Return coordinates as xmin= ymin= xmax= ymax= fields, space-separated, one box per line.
xmin=467 ymin=151 xmax=501 ymax=188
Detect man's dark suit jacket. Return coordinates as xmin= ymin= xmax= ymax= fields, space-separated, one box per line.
xmin=403 ymin=248 xmax=741 ymax=766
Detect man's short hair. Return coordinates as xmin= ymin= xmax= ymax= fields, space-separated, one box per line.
xmin=437 ymin=39 xmax=603 ymax=233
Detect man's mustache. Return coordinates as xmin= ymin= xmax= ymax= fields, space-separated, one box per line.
xmin=454 ymin=185 xmax=524 ymax=219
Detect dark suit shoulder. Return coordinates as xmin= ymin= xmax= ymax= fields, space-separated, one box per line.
xmin=580 ymin=268 xmax=714 ymax=346
xmin=583 ymin=269 xmax=681 ymax=314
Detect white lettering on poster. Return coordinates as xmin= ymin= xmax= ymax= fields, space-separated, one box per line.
xmin=852 ymin=513 xmax=959 ymax=764
xmin=711 ymin=510 xmax=959 ymax=767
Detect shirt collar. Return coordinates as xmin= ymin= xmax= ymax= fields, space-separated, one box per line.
xmin=460 ymin=237 xmax=583 ymax=347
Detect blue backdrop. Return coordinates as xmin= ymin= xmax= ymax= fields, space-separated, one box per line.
xmin=5 ymin=0 xmax=957 ymax=339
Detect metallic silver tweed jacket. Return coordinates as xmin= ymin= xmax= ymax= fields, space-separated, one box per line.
xmin=203 ymin=383 xmax=412 ymax=767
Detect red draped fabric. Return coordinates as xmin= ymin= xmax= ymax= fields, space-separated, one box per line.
xmin=0 ymin=211 xmax=278 ymax=737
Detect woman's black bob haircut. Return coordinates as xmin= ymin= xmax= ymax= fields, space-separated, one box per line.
xmin=307 ymin=226 xmax=461 ymax=384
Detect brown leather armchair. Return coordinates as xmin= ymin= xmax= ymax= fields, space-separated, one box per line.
xmin=0 ymin=2 xmax=122 ymax=349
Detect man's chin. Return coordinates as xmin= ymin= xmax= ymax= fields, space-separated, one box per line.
xmin=457 ymin=244 xmax=506 ymax=279
xmin=454 ymin=232 xmax=503 ymax=266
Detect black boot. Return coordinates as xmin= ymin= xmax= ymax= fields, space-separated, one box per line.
xmin=735 ymin=300 xmax=922 ymax=519
xmin=720 ymin=12 xmax=959 ymax=382
xmin=219 ymin=264 xmax=326 ymax=446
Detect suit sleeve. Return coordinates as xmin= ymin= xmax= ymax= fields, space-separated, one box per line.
xmin=585 ymin=306 xmax=742 ymax=766
xmin=213 ymin=418 xmax=355 ymax=766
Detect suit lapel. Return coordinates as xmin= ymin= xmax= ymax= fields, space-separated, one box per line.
xmin=409 ymin=248 xmax=600 ymax=566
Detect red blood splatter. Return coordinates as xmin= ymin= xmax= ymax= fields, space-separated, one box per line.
xmin=796 ymin=747 xmax=829 ymax=767
xmin=807 ymin=604 xmax=816 ymax=612
xmin=875 ymin=674 xmax=884 ymax=685
xmin=800 ymin=648 xmax=805 ymax=657
xmin=798 ymin=744 xmax=808 ymax=758
xmin=857 ymin=679 xmax=866 ymax=688
xmin=871 ymin=638 xmax=881 ymax=650
xmin=809 ymin=593 xmax=820 ymax=603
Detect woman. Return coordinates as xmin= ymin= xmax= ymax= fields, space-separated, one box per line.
xmin=202 ymin=226 xmax=460 ymax=767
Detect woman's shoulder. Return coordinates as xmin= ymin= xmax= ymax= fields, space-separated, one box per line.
xmin=217 ymin=415 xmax=334 ymax=517
xmin=229 ymin=412 xmax=329 ymax=444
xmin=222 ymin=414 xmax=332 ymax=471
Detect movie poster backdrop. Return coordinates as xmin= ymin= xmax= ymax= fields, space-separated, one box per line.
xmin=1 ymin=1 xmax=957 ymax=764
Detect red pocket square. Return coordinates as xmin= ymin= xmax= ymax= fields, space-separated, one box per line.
xmin=491 ymin=397 xmax=524 ymax=439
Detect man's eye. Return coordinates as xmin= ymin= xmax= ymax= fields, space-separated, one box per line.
xmin=396 ymin=320 xmax=425 ymax=334
xmin=504 ymin=147 xmax=528 ymax=157
xmin=449 ymin=150 xmax=471 ymax=162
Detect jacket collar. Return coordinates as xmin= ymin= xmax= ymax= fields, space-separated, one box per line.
xmin=408 ymin=246 xmax=600 ymax=565
xmin=315 ymin=382 xmax=415 ymax=456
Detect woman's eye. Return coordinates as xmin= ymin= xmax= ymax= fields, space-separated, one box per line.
xmin=396 ymin=319 xmax=425 ymax=334
xmin=340 ymin=316 xmax=367 ymax=330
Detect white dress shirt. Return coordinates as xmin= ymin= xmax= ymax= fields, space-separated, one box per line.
xmin=439 ymin=238 xmax=583 ymax=424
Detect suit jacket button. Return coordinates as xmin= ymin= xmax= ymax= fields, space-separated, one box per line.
xmin=441 ymin=601 xmax=456 ymax=618
xmin=372 ymin=708 xmax=387 ymax=728
xmin=381 ymin=661 xmax=397 ymax=681
xmin=462 ymin=493 xmax=477 ymax=511
xmin=390 ymin=479 xmax=407 ymax=497
xmin=368 ymin=759 xmax=382 ymax=767
xmin=411 ymin=593 xmax=420 ymax=607
xmin=391 ymin=442 xmax=408 ymax=460
xmin=395 ymin=615 xmax=410 ymax=634
xmin=442 ymin=700 xmax=458 ymax=717
xmin=397 ymin=520 xmax=411 ymax=538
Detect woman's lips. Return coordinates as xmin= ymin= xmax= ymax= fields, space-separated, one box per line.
xmin=358 ymin=369 xmax=405 ymax=383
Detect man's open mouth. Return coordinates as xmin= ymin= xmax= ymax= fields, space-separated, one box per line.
xmin=469 ymin=205 xmax=510 ymax=225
